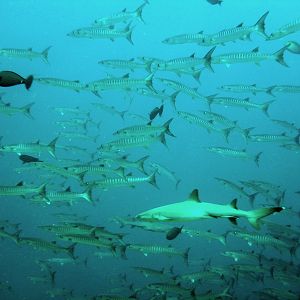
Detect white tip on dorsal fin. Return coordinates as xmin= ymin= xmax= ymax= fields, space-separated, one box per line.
xmin=229 ymin=199 xmax=238 ymax=209
xmin=252 ymin=47 xmax=259 ymax=53
xmin=187 ymin=189 xmax=200 ymax=202
xmin=236 ymin=22 xmax=243 ymax=28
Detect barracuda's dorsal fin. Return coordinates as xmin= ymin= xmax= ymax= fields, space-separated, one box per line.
xmin=252 ymin=47 xmax=259 ymax=53
xmin=190 ymin=53 xmax=195 ymax=58
xmin=187 ymin=189 xmax=201 ymax=202
xmin=65 ymin=186 xmax=71 ymax=192
xmin=236 ymin=22 xmax=243 ymax=28
xmin=229 ymin=198 xmax=238 ymax=209
xmin=16 ymin=181 xmax=24 ymax=186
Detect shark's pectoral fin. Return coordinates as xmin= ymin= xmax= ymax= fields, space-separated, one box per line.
xmin=228 ymin=217 xmax=238 ymax=225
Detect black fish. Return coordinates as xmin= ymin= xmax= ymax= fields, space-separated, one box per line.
xmin=166 ymin=226 xmax=183 ymax=240
xmin=149 ymin=105 xmax=163 ymax=121
xmin=207 ymin=0 xmax=222 ymax=5
xmin=0 ymin=71 xmax=33 ymax=90
xmin=18 ymin=155 xmax=43 ymax=164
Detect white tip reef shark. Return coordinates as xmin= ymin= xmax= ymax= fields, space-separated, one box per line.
xmin=136 ymin=189 xmax=284 ymax=230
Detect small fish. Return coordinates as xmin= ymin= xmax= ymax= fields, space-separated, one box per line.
xmin=18 ymin=155 xmax=43 ymax=164
xmin=207 ymin=0 xmax=222 ymax=5
xmin=166 ymin=226 xmax=183 ymax=240
xmin=0 ymin=71 xmax=33 ymax=90
xmin=149 ymin=105 xmax=163 ymax=121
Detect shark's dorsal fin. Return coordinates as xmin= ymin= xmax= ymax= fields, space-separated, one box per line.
xmin=230 ymin=199 xmax=238 ymax=209
xmin=187 ymin=189 xmax=200 ymax=202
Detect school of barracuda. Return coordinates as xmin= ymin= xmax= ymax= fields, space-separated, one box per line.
xmin=0 ymin=0 xmax=300 ymax=299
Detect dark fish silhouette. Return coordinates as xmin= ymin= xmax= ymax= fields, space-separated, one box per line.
xmin=166 ymin=226 xmax=183 ymax=240
xmin=0 ymin=71 xmax=33 ymax=90
xmin=149 ymin=105 xmax=163 ymax=121
xmin=207 ymin=0 xmax=222 ymax=5
xmin=18 ymin=155 xmax=43 ymax=164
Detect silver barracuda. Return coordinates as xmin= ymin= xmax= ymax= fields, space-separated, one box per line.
xmin=182 ymin=228 xmax=227 ymax=245
xmin=93 ymin=2 xmax=148 ymax=26
xmin=200 ymin=110 xmax=239 ymax=128
xmin=136 ymin=189 xmax=283 ymax=229
xmin=248 ymin=132 xmax=300 ymax=144
xmin=86 ymin=73 xmax=155 ymax=96
xmin=0 ymin=97 xmax=34 ymax=119
xmin=100 ymin=133 xmax=166 ymax=151
xmin=113 ymin=118 xmax=175 ymax=138
xmin=0 ymin=181 xmax=46 ymax=197
xmin=99 ymin=58 xmax=151 ymax=73
xmin=285 ymin=40 xmax=300 ymax=54
xmin=0 ymin=137 xmax=58 ymax=158
xmin=204 ymin=147 xmax=262 ymax=167
xmin=268 ymin=17 xmax=300 ymax=40
xmin=91 ymin=102 xmax=127 ymax=119
xmin=208 ymin=11 xmax=269 ymax=44
xmin=35 ymin=77 xmax=87 ymax=92
xmin=178 ymin=111 xmax=234 ymax=142
xmin=211 ymin=46 xmax=288 ymax=67
xmin=0 ymin=46 xmax=51 ymax=63
xmin=67 ymin=23 xmax=135 ymax=44
xmin=271 ymin=85 xmax=300 ymax=93
xmin=205 ymin=94 xmax=274 ymax=116
xmin=218 ymin=83 xmax=275 ymax=96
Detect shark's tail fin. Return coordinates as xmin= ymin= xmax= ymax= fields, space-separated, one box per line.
xmin=247 ymin=207 xmax=284 ymax=229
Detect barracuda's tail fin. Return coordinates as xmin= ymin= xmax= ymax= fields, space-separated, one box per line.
xmin=247 ymin=207 xmax=284 ymax=229
xmin=254 ymin=11 xmax=269 ymax=38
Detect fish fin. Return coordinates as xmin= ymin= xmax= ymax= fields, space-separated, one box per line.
xmin=228 ymin=217 xmax=238 ymax=225
xmin=229 ymin=198 xmax=238 ymax=209
xmin=25 ymin=75 xmax=34 ymax=90
xmin=252 ymin=47 xmax=259 ymax=52
xmin=187 ymin=189 xmax=201 ymax=202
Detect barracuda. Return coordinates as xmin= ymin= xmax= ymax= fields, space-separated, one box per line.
xmin=0 ymin=137 xmax=58 ymax=158
xmin=137 ymin=189 xmax=283 ymax=229
xmin=248 ymin=133 xmax=300 ymax=144
xmin=0 ymin=101 xmax=34 ymax=119
xmin=99 ymin=58 xmax=151 ymax=72
xmin=157 ymin=47 xmax=215 ymax=72
xmin=212 ymin=46 xmax=288 ymax=67
xmin=182 ymin=228 xmax=227 ymax=245
xmin=285 ymin=40 xmax=300 ymax=54
xmin=86 ymin=73 xmax=155 ymax=95
xmin=100 ymin=155 xmax=149 ymax=174
xmin=205 ymin=147 xmax=262 ymax=167
xmin=92 ymin=102 xmax=127 ymax=120
xmin=200 ymin=110 xmax=238 ymax=128
xmin=35 ymin=77 xmax=86 ymax=92
xmin=178 ymin=111 xmax=234 ymax=142
xmin=67 ymin=23 xmax=135 ymax=44
xmin=0 ymin=46 xmax=51 ymax=63
xmin=113 ymin=118 xmax=175 ymax=137
xmin=128 ymin=244 xmax=190 ymax=261
xmin=209 ymin=11 xmax=269 ymax=44
xmin=66 ymin=164 xmax=125 ymax=178
xmin=218 ymin=84 xmax=275 ymax=96
xmin=158 ymin=78 xmax=206 ymax=100
xmin=100 ymin=133 xmax=166 ymax=151
xmin=19 ymin=237 xmax=76 ymax=258
xmin=89 ymin=172 xmax=158 ymax=190
xmin=0 ymin=182 xmax=46 ymax=197
xmin=93 ymin=2 xmax=148 ymax=26
xmin=162 ymin=31 xmax=213 ymax=45
xmin=271 ymin=85 xmax=300 ymax=93
xmin=206 ymin=94 xmax=274 ymax=116
xmin=268 ymin=17 xmax=300 ymax=40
